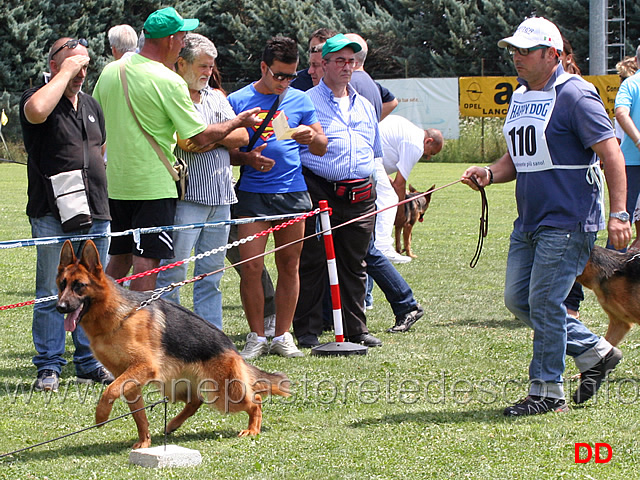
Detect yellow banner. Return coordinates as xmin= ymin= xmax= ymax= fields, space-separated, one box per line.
xmin=585 ymin=75 xmax=620 ymax=117
xmin=459 ymin=75 xmax=619 ymax=118
xmin=0 ymin=109 xmax=7 ymax=126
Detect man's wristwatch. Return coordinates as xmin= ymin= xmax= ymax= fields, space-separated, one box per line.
xmin=609 ymin=211 xmax=630 ymax=222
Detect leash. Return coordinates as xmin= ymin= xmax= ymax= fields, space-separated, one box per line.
xmin=348 ymin=178 xmax=488 ymax=267
xmin=468 ymin=176 xmax=488 ymax=268
xmin=0 ymin=397 xmax=168 ymax=459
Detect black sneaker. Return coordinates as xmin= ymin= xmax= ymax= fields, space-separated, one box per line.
xmin=573 ymin=347 xmax=622 ymax=404
xmin=34 ymin=369 xmax=59 ymax=392
xmin=77 ymin=366 xmax=115 ymax=385
xmin=504 ymin=395 xmax=569 ymax=416
xmin=387 ymin=305 xmax=424 ymax=333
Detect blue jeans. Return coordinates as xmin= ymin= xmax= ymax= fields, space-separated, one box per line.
xmin=365 ymin=238 xmax=417 ymax=317
xmin=504 ymin=227 xmax=613 ymax=399
xmin=30 ymin=215 xmax=110 ymax=375
xmin=156 ymin=201 xmax=230 ymax=330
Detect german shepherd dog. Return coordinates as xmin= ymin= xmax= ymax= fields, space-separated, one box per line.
xmin=394 ymin=184 xmax=435 ymax=258
xmin=56 ymin=240 xmax=290 ymax=449
xmin=577 ymin=245 xmax=640 ymax=346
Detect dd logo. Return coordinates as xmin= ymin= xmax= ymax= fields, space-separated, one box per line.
xmin=574 ymin=443 xmax=613 ymax=464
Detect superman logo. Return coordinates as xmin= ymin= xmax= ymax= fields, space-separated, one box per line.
xmin=252 ymin=109 xmax=285 ymax=141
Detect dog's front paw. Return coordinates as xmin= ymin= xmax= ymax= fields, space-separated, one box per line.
xmin=132 ymin=435 xmax=151 ymax=450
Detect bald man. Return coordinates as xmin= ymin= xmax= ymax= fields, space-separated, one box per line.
xmin=21 ymin=36 xmax=114 ymax=391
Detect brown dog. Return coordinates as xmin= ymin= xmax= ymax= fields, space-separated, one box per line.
xmin=394 ymin=184 xmax=435 ymax=258
xmin=577 ymin=245 xmax=640 ymax=346
xmin=56 ymin=240 xmax=290 ymax=449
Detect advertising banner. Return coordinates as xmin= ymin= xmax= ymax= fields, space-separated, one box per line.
xmin=459 ymin=75 xmax=619 ymax=118
xmin=378 ymin=78 xmax=459 ymax=139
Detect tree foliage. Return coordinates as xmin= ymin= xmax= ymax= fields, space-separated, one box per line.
xmin=1 ymin=0 xmax=639 ymax=140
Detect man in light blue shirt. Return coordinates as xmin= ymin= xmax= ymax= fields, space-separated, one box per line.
xmin=615 ymin=46 xmax=640 ymax=229
xmin=294 ymin=34 xmax=383 ymax=348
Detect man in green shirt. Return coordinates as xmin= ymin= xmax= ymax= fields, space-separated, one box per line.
xmin=94 ymin=7 xmax=258 ymax=290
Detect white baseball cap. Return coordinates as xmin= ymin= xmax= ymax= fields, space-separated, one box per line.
xmin=498 ymin=17 xmax=563 ymax=52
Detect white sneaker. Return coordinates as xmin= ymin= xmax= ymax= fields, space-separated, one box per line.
xmin=382 ymin=249 xmax=412 ymax=264
xmin=270 ymin=332 xmax=304 ymax=358
xmin=264 ymin=314 xmax=276 ymax=337
xmin=240 ymin=332 xmax=269 ymax=360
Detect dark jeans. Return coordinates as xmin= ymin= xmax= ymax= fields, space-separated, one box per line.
xmin=366 ymin=238 xmax=418 ymax=317
xmin=564 ymin=281 xmax=584 ymax=312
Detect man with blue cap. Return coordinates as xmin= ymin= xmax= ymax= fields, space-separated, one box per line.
xmin=94 ymin=7 xmax=259 ymax=292
xmin=462 ymin=17 xmax=631 ymax=416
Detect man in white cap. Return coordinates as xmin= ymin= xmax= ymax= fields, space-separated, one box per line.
xmin=94 ymin=7 xmax=259 ymax=291
xmin=462 ymin=17 xmax=631 ymax=415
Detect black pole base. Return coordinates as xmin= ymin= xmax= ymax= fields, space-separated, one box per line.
xmin=310 ymin=341 xmax=368 ymax=356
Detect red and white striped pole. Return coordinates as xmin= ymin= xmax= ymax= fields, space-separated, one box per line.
xmin=318 ymin=200 xmax=344 ymax=343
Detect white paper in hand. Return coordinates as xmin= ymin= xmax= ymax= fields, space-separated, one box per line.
xmin=272 ymin=111 xmax=299 ymax=140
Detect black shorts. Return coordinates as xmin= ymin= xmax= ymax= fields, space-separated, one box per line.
xmin=108 ymin=198 xmax=176 ymax=259
xmin=233 ymin=191 xmax=312 ymax=217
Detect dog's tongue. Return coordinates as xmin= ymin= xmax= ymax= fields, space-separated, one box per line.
xmin=64 ymin=307 xmax=81 ymax=332
xmin=419 ymin=217 xmax=424 ymax=223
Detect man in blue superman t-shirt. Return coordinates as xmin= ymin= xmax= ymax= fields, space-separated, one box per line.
xmin=228 ymin=36 xmax=327 ymax=360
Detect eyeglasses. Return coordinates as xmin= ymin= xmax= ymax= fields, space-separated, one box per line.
xmin=507 ymin=45 xmax=547 ymax=56
xmin=267 ymin=66 xmax=297 ymax=82
xmin=51 ymin=38 xmax=89 ymax=60
xmin=325 ymin=57 xmax=360 ymax=68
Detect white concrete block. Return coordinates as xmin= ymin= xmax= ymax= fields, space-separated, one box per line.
xmin=129 ymin=444 xmax=202 ymax=468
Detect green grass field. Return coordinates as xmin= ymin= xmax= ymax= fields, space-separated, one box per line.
xmin=0 ymin=161 xmax=638 ymax=479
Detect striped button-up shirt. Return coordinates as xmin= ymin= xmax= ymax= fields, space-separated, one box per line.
xmin=175 ymin=87 xmax=237 ymax=206
xmin=301 ymin=80 xmax=382 ymax=181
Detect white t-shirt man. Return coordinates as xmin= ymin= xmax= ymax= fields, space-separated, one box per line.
xmin=374 ymin=115 xmax=426 ymax=257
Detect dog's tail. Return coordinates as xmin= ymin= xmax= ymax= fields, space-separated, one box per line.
xmin=247 ymin=364 xmax=291 ymax=398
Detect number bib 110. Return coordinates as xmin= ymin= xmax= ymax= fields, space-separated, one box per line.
xmin=503 ymin=73 xmax=575 ymax=172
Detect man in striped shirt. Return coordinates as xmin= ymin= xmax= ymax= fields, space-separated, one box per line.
xmin=155 ymin=33 xmax=252 ymax=329
xmin=294 ymin=34 xmax=383 ymax=348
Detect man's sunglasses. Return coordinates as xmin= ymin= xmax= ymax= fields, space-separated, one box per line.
xmin=267 ymin=66 xmax=297 ymax=82
xmin=507 ymin=45 xmax=547 ymax=56
xmin=51 ymin=38 xmax=89 ymax=60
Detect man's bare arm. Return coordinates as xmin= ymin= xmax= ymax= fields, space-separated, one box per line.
xmin=189 ymin=107 xmax=259 ymax=148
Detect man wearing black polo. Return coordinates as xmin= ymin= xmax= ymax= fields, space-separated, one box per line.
xmin=20 ymin=37 xmax=114 ymax=392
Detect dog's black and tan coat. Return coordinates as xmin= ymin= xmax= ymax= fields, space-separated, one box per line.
xmin=56 ymin=240 xmax=290 ymax=449
xmin=394 ymin=184 xmax=435 ymax=258
xmin=577 ymin=245 xmax=640 ymax=347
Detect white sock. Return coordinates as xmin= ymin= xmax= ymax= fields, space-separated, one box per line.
xmin=272 ymin=334 xmax=285 ymax=343
xmin=255 ymin=335 xmax=267 ymax=343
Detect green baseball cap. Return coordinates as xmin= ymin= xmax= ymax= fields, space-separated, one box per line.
xmin=322 ymin=33 xmax=362 ymax=58
xmin=143 ymin=7 xmax=199 ymax=39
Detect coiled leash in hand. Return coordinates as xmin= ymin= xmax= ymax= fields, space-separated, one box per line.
xmin=468 ymin=175 xmax=488 ymax=268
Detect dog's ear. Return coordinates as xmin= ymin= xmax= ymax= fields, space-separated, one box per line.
xmin=80 ymin=240 xmax=102 ymax=274
xmin=426 ymin=184 xmax=436 ymax=199
xmin=59 ymin=240 xmax=77 ymax=269
xmin=408 ymin=184 xmax=417 ymax=193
